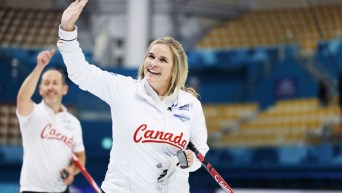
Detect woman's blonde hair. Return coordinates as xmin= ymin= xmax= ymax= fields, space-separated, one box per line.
xmin=137 ymin=36 xmax=198 ymax=98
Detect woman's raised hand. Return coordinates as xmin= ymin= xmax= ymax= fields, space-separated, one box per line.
xmin=61 ymin=0 xmax=88 ymax=31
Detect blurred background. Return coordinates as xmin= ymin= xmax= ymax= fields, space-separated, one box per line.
xmin=2 ymin=0 xmax=342 ymax=192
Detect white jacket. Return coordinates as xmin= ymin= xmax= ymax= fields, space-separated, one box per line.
xmin=58 ymin=26 xmax=209 ymax=193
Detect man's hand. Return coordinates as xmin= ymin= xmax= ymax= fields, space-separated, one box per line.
xmin=61 ymin=0 xmax=88 ymax=31
xmin=37 ymin=49 xmax=55 ymax=68
xmin=60 ymin=167 xmax=74 ymax=185
xmin=156 ymin=150 xmax=194 ymax=183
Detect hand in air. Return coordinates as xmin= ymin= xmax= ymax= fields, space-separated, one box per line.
xmin=37 ymin=49 xmax=55 ymax=68
xmin=61 ymin=0 xmax=88 ymax=31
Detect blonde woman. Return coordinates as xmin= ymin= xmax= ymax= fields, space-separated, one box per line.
xmin=57 ymin=0 xmax=209 ymax=192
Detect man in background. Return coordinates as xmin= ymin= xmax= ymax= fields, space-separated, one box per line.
xmin=16 ymin=49 xmax=85 ymax=193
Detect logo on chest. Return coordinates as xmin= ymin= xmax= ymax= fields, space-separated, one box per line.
xmin=41 ymin=123 xmax=74 ymax=147
xmin=133 ymin=124 xmax=187 ymax=149
xmin=173 ymin=113 xmax=190 ymax=122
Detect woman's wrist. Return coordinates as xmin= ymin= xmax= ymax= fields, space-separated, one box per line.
xmin=60 ymin=24 xmax=75 ymax=32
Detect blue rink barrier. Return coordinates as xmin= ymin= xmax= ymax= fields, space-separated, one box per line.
xmin=2 ymin=143 xmax=342 ymax=191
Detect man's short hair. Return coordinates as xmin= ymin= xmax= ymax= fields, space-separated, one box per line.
xmin=44 ymin=67 xmax=67 ymax=85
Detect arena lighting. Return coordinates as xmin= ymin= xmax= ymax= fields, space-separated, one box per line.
xmin=101 ymin=137 xmax=112 ymax=150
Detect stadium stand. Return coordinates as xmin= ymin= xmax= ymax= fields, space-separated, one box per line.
xmin=197 ymin=4 xmax=342 ymax=53
xmin=208 ymin=98 xmax=341 ymax=148
xmin=0 ymin=7 xmax=61 ymax=48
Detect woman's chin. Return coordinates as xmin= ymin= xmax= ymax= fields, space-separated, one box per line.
xmin=145 ymin=76 xmax=156 ymax=83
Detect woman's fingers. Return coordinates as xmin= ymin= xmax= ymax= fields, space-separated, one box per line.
xmin=184 ymin=150 xmax=194 ymax=166
xmin=61 ymin=0 xmax=88 ymax=31
xmin=78 ymin=0 xmax=88 ymax=7
xmin=75 ymin=0 xmax=88 ymax=11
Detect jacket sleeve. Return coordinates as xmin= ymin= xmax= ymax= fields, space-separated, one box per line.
xmin=57 ymin=25 xmax=124 ymax=105
xmin=73 ymin=118 xmax=85 ymax=153
xmin=187 ymin=99 xmax=209 ymax=172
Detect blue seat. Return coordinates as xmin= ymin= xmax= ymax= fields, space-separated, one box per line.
xmin=278 ymin=145 xmax=307 ymax=165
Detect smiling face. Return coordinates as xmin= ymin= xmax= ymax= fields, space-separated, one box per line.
xmin=39 ymin=69 xmax=68 ymax=111
xmin=143 ymin=43 xmax=174 ymax=96
xmin=138 ymin=36 xmax=191 ymax=97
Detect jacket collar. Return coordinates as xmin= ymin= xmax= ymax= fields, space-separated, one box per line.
xmin=40 ymin=100 xmax=67 ymax=115
xmin=136 ymin=78 xmax=194 ymax=110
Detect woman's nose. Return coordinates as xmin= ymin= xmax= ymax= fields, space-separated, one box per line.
xmin=150 ymin=59 xmax=157 ymax=66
